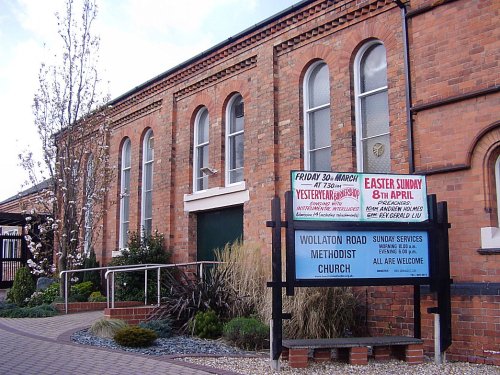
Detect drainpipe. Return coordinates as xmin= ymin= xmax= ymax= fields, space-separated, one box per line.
xmin=393 ymin=0 xmax=415 ymax=174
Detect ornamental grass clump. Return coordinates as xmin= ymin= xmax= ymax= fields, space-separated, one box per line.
xmin=90 ymin=318 xmax=128 ymax=339
xmin=114 ymin=326 xmax=157 ymax=347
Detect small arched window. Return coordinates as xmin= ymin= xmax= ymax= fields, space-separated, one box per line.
xmin=141 ymin=129 xmax=154 ymax=236
xmin=194 ymin=107 xmax=209 ymax=192
xmin=303 ymin=61 xmax=331 ymax=171
xmin=119 ymin=138 xmax=131 ymax=248
xmin=226 ymin=94 xmax=244 ymax=185
xmin=354 ymin=41 xmax=390 ymax=173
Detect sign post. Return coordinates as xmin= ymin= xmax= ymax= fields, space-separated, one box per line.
xmin=267 ymin=171 xmax=452 ymax=370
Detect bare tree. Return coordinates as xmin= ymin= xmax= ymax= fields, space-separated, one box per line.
xmin=19 ymin=0 xmax=113 ymax=281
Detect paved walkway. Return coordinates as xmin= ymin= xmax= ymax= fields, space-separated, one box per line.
xmin=0 ymin=310 xmax=238 ymax=375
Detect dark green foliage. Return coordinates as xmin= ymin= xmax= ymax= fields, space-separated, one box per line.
xmin=139 ymin=319 xmax=173 ymax=338
xmin=152 ymin=266 xmax=238 ymax=332
xmin=190 ymin=310 xmax=222 ymax=339
xmin=70 ymin=281 xmax=94 ymax=301
xmin=7 ymin=266 xmax=36 ymax=306
xmin=88 ymin=291 xmax=106 ymax=302
xmin=82 ymin=250 xmax=101 ymax=289
xmin=109 ymin=231 xmax=170 ymax=301
xmin=26 ymin=282 xmax=60 ymax=307
xmin=0 ymin=304 xmax=58 ymax=318
xmin=114 ymin=326 xmax=157 ymax=347
xmin=223 ymin=317 xmax=269 ymax=350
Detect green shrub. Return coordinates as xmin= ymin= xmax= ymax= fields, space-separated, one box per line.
xmin=26 ymin=282 xmax=60 ymax=307
xmin=139 ymin=319 xmax=173 ymax=338
xmin=71 ymin=281 xmax=94 ymax=300
xmin=88 ymin=291 xmax=107 ymax=302
xmin=109 ymin=231 xmax=170 ymax=302
xmin=90 ymin=318 xmax=128 ymax=338
xmin=7 ymin=266 xmax=36 ymax=306
xmin=114 ymin=326 xmax=157 ymax=347
xmin=190 ymin=310 xmax=222 ymax=339
xmin=223 ymin=317 xmax=269 ymax=350
xmin=0 ymin=304 xmax=58 ymax=318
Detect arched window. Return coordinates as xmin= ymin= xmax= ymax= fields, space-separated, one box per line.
xmin=141 ymin=129 xmax=154 ymax=236
xmin=303 ymin=61 xmax=331 ymax=171
xmin=226 ymin=94 xmax=244 ymax=185
xmin=194 ymin=107 xmax=209 ymax=192
xmin=354 ymin=41 xmax=390 ymax=173
xmin=83 ymin=156 xmax=94 ymax=255
xmin=119 ymin=138 xmax=131 ymax=249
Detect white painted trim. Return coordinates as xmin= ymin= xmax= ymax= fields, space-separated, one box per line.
xmin=496 ymin=155 xmax=500 ymax=225
xmin=184 ymin=182 xmax=248 ymax=212
xmin=193 ymin=107 xmax=209 ymax=193
xmin=480 ymin=227 xmax=500 ymax=249
xmin=225 ymin=94 xmax=244 ymax=186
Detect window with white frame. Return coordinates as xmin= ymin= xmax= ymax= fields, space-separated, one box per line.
xmin=83 ymin=156 xmax=94 ymax=254
xmin=226 ymin=94 xmax=244 ymax=185
xmin=141 ymin=129 xmax=154 ymax=236
xmin=303 ymin=61 xmax=331 ymax=171
xmin=119 ymin=138 xmax=131 ymax=248
xmin=354 ymin=41 xmax=390 ymax=173
xmin=194 ymin=107 xmax=209 ymax=192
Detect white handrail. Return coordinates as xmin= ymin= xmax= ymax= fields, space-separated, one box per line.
xmin=104 ymin=261 xmax=223 ymax=309
xmin=59 ymin=264 xmax=163 ymax=314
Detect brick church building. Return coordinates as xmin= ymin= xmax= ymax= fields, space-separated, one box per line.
xmin=3 ymin=0 xmax=498 ymax=365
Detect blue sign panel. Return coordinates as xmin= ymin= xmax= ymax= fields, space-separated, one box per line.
xmin=295 ymin=230 xmax=429 ymax=280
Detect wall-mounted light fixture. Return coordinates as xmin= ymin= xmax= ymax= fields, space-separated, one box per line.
xmin=200 ymin=167 xmax=218 ymax=176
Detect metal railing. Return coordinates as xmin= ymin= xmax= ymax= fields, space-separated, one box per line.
xmin=60 ymin=264 xmax=163 ymax=314
xmin=104 ymin=261 xmax=222 ymax=309
xmin=60 ymin=261 xmax=222 ymax=313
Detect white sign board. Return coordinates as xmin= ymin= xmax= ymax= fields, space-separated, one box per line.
xmin=292 ymin=171 xmax=428 ymax=222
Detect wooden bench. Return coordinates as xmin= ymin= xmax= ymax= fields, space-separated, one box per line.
xmin=282 ymin=336 xmax=424 ymax=368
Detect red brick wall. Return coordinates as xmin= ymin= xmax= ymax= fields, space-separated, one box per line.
xmin=104 ymin=306 xmax=159 ymax=325
xmin=55 ymin=0 xmax=499 ymax=364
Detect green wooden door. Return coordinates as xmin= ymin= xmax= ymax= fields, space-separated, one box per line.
xmin=197 ymin=206 xmax=243 ymax=261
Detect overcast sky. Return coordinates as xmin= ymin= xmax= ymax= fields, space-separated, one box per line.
xmin=0 ymin=0 xmax=299 ymax=201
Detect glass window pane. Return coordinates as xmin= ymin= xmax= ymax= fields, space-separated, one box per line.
xmin=121 ymin=222 xmax=129 ymax=246
xmin=123 ymin=140 xmax=131 ymax=168
xmin=123 ymin=169 xmax=130 ymax=192
xmin=310 ymin=147 xmax=331 ymax=171
xmin=309 ymin=107 xmax=331 ymax=150
xmin=308 ymin=63 xmax=330 ymax=108
xmin=123 ymin=195 xmax=130 ymax=218
xmin=144 ymin=219 xmax=152 ymax=236
xmin=197 ymin=175 xmax=208 ymax=191
xmin=361 ymin=44 xmax=387 ymax=92
xmin=144 ymin=163 xmax=153 ymax=190
xmin=145 ymin=191 xmax=152 ymax=216
xmin=361 ymin=91 xmax=389 ymax=138
xmin=230 ymin=168 xmax=243 ymax=184
xmin=230 ymin=134 xmax=244 ymax=170
xmin=197 ymin=109 xmax=209 ymax=144
xmin=230 ymin=96 xmax=244 ymax=133
xmin=363 ymin=134 xmax=391 ymax=173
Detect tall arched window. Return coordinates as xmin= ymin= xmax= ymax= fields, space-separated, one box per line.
xmin=119 ymin=138 xmax=131 ymax=249
xmin=303 ymin=61 xmax=331 ymax=171
xmin=226 ymin=94 xmax=244 ymax=185
xmin=194 ymin=107 xmax=209 ymax=192
xmin=354 ymin=41 xmax=390 ymax=173
xmin=141 ymin=130 xmax=154 ymax=236
xmin=83 ymin=156 xmax=94 ymax=255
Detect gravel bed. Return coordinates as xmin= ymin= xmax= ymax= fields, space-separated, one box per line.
xmin=71 ymin=328 xmax=251 ymax=356
xmin=72 ymin=330 xmax=499 ymax=374
xmin=180 ymin=357 xmax=500 ymax=375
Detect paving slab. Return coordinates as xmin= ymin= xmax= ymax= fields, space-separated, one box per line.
xmin=0 ymin=311 xmax=238 ymax=375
